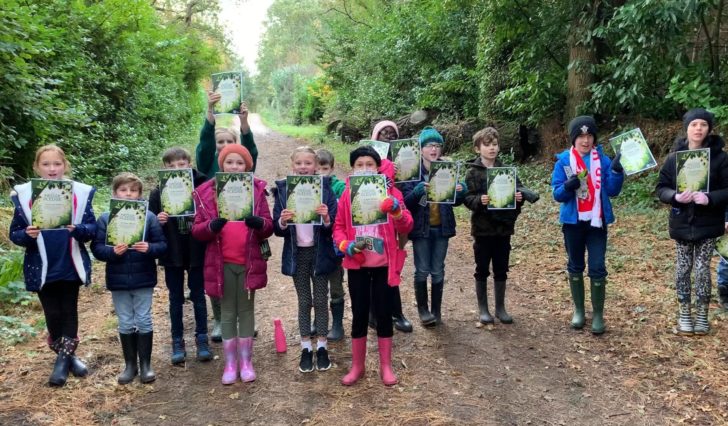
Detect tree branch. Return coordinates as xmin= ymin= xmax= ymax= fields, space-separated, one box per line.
xmin=512 ymin=0 xmax=565 ymax=68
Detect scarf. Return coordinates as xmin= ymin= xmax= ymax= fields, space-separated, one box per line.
xmin=569 ymin=147 xmax=602 ymax=228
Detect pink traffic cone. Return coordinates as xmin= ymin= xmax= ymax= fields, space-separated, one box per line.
xmin=273 ymin=318 xmax=287 ymax=353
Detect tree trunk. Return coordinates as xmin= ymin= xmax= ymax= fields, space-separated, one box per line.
xmin=565 ymin=10 xmax=596 ymax=120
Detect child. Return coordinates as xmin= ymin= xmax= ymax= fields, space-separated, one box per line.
xmin=464 ymin=127 xmax=531 ymax=326
xmin=551 ymin=117 xmax=624 ymax=334
xmin=9 ymin=144 xmax=96 ymax=387
xmin=195 ymin=92 xmax=259 ymax=342
xmin=191 ymin=144 xmax=273 ymax=384
xmin=92 ymin=173 xmax=167 ymax=384
xmin=369 ymin=120 xmax=413 ymax=333
xmin=656 ymin=108 xmax=728 ymax=335
xmin=334 ymin=146 xmax=413 ymax=386
xmin=272 ymin=146 xmax=338 ymax=372
xmin=148 ymin=147 xmax=211 ymax=364
xmin=316 ymin=149 xmax=346 ymax=341
xmin=400 ymin=127 xmax=466 ymax=326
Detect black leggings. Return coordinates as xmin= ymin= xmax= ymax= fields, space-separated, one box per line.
xmin=37 ymin=280 xmax=81 ymax=340
xmin=348 ymin=267 xmax=393 ymax=338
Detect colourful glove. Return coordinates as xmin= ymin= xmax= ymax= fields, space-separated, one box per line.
xmin=412 ymin=182 xmax=426 ymax=197
xmin=339 ymin=240 xmax=366 ymax=264
xmin=380 ymin=196 xmax=401 ymax=216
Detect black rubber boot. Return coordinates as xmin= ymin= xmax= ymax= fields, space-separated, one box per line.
xmin=137 ymin=331 xmax=156 ymax=384
xmin=327 ymin=299 xmax=345 ymax=341
xmin=494 ymin=280 xmax=513 ymax=324
xmin=431 ymin=281 xmax=444 ymax=324
xmin=48 ymin=336 xmax=77 ymax=387
xmin=475 ymin=280 xmax=494 ymax=324
xmin=414 ymin=280 xmax=437 ymax=326
xmin=118 ymin=333 xmax=138 ymax=385
xmin=391 ymin=286 xmax=413 ymax=332
xmin=48 ymin=336 xmax=87 ymax=377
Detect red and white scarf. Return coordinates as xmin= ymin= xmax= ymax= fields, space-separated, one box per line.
xmin=569 ymin=147 xmax=602 ymax=228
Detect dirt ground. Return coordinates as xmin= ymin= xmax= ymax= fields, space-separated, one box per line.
xmin=1 ymin=115 xmax=727 ymax=425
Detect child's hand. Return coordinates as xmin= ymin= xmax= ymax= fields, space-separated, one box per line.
xmin=238 ymin=102 xmax=250 ymax=134
xmin=244 ymin=215 xmax=265 ymax=230
xmin=207 ymin=91 xmax=221 ymax=109
xmin=25 ymin=226 xmax=40 ymax=239
xmin=515 ymin=192 xmax=523 ymax=202
xmin=413 ymin=182 xmax=427 ymax=197
xmin=675 ymin=190 xmax=694 ymax=204
xmin=380 ymin=196 xmax=401 ymax=216
xmin=113 ymin=243 xmax=129 ymax=256
xmin=65 ymin=225 xmax=76 ymax=233
xmin=280 ymin=209 xmax=295 ymax=225
xmin=480 ymin=194 xmax=490 ymax=205
xmin=563 ymin=175 xmax=581 ymax=191
xmin=157 ymin=212 xmax=169 ymax=225
xmin=455 ymin=183 xmax=463 ymax=192
xmin=692 ymin=191 xmax=709 ymax=205
xmin=315 ymin=204 xmax=329 ymax=223
xmin=209 ymin=217 xmax=228 ymax=233
xmin=132 ymin=241 xmax=149 ymax=253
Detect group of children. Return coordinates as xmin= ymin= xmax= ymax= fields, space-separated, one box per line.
xmin=10 ymin=105 xmax=728 ymax=389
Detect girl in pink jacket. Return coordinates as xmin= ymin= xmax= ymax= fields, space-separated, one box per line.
xmin=334 ymin=146 xmax=413 ymax=386
xmin=191 ymin=144 xmax=273 ymax=385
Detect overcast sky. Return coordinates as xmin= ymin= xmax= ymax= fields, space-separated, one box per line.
xmin=218 ymin=0 xmax=274 ymax=75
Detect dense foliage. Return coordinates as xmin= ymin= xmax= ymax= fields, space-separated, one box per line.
xmin=0 ymin=0 xmax=228 ymax=186
xmin=257 ymin=0 xmax=728 ymax=132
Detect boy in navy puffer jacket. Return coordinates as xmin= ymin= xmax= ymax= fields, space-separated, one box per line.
xmin=92 ymin=173 xmax=167 ymax=385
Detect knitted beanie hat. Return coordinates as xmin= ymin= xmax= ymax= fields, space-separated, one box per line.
xmin=418 ymin=126 xmax=444 ymax=147
xmin=371 ymin=120 xmax=399 ymax=141
xmin=568 ymin=116 xmax=598 ymax=146
xmin=349 ymin=145 xmax=381 ymax=167
xmin=682 ymin=108 xmax=714 ymax=132
xmin=218 ymin=144 xmax=253 ymax=171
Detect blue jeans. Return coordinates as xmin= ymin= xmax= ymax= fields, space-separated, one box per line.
xmin=562 ymin=222 xmax=608 ymax=279
xmin=718 ymin=258 xmax=728 ymax=288
xmin=412 ymin=227 xmax=450 ymax=283
xmin=111 ymin=287 xmax=154 ymax=334
xmin=165 ymin=266 xmax=207 ymax=339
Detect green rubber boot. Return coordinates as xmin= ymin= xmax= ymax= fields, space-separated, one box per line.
xmin=590 ymin=278 xmax=606 ymax=335
xmin=569 ymin=274 xmax=585 ymax=329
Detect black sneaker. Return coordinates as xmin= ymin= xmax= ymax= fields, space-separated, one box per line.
xmin=315 ymin=347 xmax=331 ymax=371
xmin=299 ymin=349 xmax=314 ymax=373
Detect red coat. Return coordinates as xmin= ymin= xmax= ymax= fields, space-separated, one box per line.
xmin=191 ymin=178 xmax=273 ymax=298
xmin=333 ymin=165 xmax=413 ymax=287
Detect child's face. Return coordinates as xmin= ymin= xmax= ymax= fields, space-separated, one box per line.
xmin=222 ymin=153 xmax=248 ymax=173
xmin=114 ymin=183 xmax=141 ymax=200
xmin=317 ymin=163 xmax=333 ymax=175
xmin=164 ymin=159 xmax=191 ymax=169
xmin=376 ymin=126 xmax=397 ymax=142
xmin=292 ymin=152 xmax=317 ymax=175
xmin=687 ymin=119 xmax=709 ymax=145
xmin=421 ymin=143 xmax=442 ymax=161
xmin=573 ymin=134 xmax=594 ymax=155
xmin=35 ymin=151 xmax=66 ymax=180
xmin=476 ymin=140 xmax=500 ymax=161
xmin=352 ymin=156 xmax=378 ymax=173
xmin=215 ymin=132 xmax=236 ymax=153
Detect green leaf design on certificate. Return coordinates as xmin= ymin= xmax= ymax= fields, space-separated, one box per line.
xmin=211 ymin=71 xmax=243 ymax=114
xmin=391 ymin=139 xmax=421 ymax=182
xmin=358 ymin=140 xmax=390 ymax=160
xmin=350 ymin=174 xmax=388 ymax=226
xmin=676 ymin=148 xmax=710 ymax=192
xmin=106 ymin=199 xmax=147 ymax=246
xmin=487 ymin=167 xmax=517 ymax=210
xmin=608 ymin=128 xmax=657 ymax=176
xmin=31 ymin=179 xmax=73 ymax=229
xmin=427 ymin=161 xmax=458 ymax=204
xmin=286 ymin=175 xmax=322 ymax=224
xmin=216 ymin=172 xmax=254 ymax=221
xmin=159 ymin=168 xmax=195 ymax=216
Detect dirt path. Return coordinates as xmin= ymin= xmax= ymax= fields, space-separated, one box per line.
xmin=1 ymin=116 xmax=681 ymax=425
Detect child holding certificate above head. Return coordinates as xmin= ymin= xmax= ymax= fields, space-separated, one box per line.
xmin=272 ymin=146 xmax=338 ymax=373
xmin=192 ymin=144 xmax=273 ymax=385
xmin=148 ymin=147 xmax=212 ymax=366
xmin=92 ymin=173 xmax=167 ymax=385
xmin=464 ymin=127 xmax=538 ymax=326
xmin=334 ymin=146 xmax=413 ymax=387
xmin=10 ymin=144 xmax=97 ymax=387
xmin=551 ymin=117 xmax=624 ymax=335
xmin=656 ymin=108 xmax=728 ymax=336
xmin=399 ymin=127 xmax=467 ymax=326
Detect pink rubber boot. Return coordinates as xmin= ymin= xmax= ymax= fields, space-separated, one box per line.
xmin=221 ymin=339 xmax=238 ymax=385
xmin=238 ymin=337 xmax=256 ymax=382
xmin=377 ymin=337 xmax=398 ymax=386
xmin=341 ymin=337 xmax=366 ymax=386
